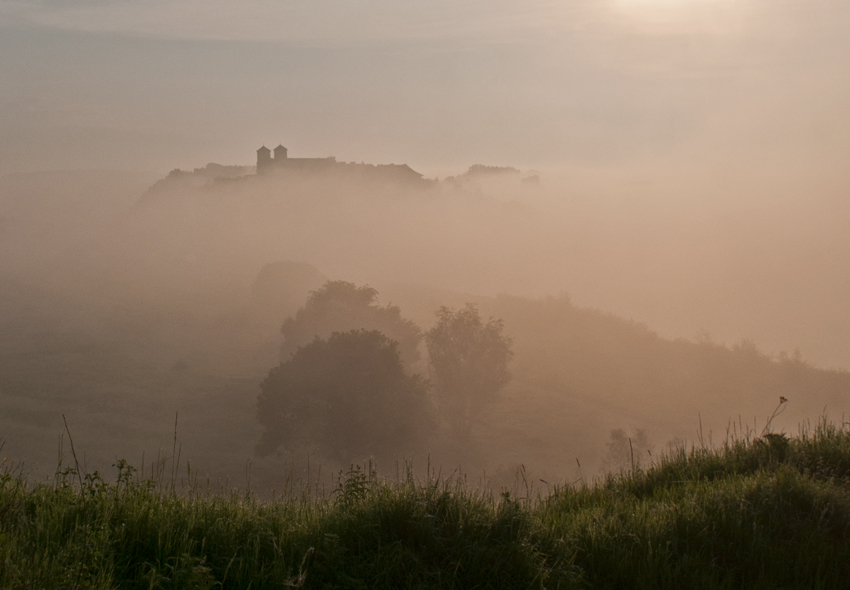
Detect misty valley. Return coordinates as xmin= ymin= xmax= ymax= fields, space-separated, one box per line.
xmin=1 ymin=162 xmax=846 ymax=487
xmin=1 ymin=158 xmax=849 ymax=589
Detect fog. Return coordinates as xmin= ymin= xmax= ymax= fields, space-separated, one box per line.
xmin=1 ymin=158 xmax=848 ymax=489
xmin=1 ymin=0 xmax=849 ymax=490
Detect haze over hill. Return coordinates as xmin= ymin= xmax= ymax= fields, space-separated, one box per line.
xmin=0 ymin=162 xmax=847 ymax=490
xmin=1 ymin=0 xmax=849 ymax=490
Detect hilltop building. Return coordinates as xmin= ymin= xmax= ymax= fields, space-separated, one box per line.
xmin=256 ymin=144 xmax=424 ymax=183
xmin=257 ymin=144 xmax=337 ymax=174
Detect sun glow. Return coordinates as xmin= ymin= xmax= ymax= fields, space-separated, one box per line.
xmin=612 ymin=0 xmax=720 ymax=7
xmin=606 ymin=0 xmax=751 ymax=35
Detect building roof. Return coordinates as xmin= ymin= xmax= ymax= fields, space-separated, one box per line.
xmin=257 ymin=145 xmax=270 ymax=153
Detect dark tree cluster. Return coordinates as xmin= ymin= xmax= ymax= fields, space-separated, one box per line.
xmin=257 ymin=330 xmax=431 ymax=460
xmin=256 ymin=282 xmax=513 ymax=462
xmin=280 ymin=280 xmax=422 ymax=367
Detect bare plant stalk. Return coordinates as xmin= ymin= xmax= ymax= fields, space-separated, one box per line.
xmin=761 ymin=397 xmax=789 ymax=436
xmin=171 ymin=411 xmax=178 ymax=492
xmin=62 ymin=414 xmax=84 ymax=491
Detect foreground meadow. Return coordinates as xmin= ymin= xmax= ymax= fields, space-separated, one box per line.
xmin=2 ymin=419 xmax=849 ymax=589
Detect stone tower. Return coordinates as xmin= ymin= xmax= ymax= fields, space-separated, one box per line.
xmin=257 ymin=145 xmax=271 ymax=174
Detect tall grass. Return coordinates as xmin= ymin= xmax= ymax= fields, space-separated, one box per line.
xmin=2 ymin=418 xmax=849 ymax=589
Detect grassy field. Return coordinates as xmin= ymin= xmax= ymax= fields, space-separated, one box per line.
xmin=2 ymin=418 xmax=849 ymax=589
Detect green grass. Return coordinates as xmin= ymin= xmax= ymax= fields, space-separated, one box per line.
xmin=2 ymin=419 xmax=850 ymax=589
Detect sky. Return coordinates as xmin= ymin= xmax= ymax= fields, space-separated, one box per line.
xmin=1 ymin=0 xmax=849 ymax=176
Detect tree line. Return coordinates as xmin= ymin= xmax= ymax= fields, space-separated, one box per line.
xmin=256 ymin=281 xmax=513 ymax=462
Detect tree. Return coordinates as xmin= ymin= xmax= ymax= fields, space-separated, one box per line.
xmin=256 ymin=330 xmax=433 ymax=461
xmin=425 ymin=304 xmax=513 ymax=438
xmin=280 ymin=281 xmax=422 ymax=368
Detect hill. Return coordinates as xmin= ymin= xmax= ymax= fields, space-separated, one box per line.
xmin=1 ymin=169 xmax=848 ymax=485
xmin=3 ymin=419 xmax=849 ymax=589
xmin=2 ymin=273 xmax=848 ymax=487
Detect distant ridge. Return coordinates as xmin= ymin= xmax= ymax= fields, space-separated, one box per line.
xmin=137 ymin=146 xmax=541 ymax=206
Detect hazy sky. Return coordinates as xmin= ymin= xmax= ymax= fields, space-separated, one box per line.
xmin=2 ymin=0 xmax=848 ymax=176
